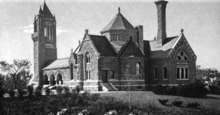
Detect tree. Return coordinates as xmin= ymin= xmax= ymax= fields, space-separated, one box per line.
xmin=0 ymin=60 xmax=32 ymax=90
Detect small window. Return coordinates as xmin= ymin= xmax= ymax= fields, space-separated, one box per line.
xmin=110 ymin=71 xmax=114 ymax=79
xmin=85 ymin=52 xmax=90 ymax=63
xmin=113 ymin=34 xmax=117 ymax=41
xmin=136 ymin=63 xmax=141 ymax=75
xmin=137 ymin=86 xmax=142 ymax=90
xmin=154 ymin=67 xmax=158 ymax=80
xmin=118 ymin=34 xmax=122 ymax=41
xmin=163 ymin=67 xmax=168 ymax=79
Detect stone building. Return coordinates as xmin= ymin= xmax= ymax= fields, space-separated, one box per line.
xmin=32 ymin=0 xmax=197 ymax=91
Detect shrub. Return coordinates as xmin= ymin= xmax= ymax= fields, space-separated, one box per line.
xmin=56 ymin=86 xmax=63 ymax=95
xmin=172 ymin=101 xmax=183 ymax=107
xmin=177 ymin=81 xmax=208 ymax=98
xmin=75 ymin=85 xmax=80 ymax=94
xmin=186 ymin=102 xmax=200 ymax=108
xmin=209 ymin=85 xmax=220 ymax=95
xmin=27 ymin=85 xmax=34 ymax=98
xmin=158 ymin=99 xmax=168 ymax=105
xmin=18 ymin=89 xmax=24 ymax=99
xmin=9 ymin=90 xmax=15 ymax=98
xmin=63 ymin=86 xmax=70 ymax=94
xmin=34 ymin=87 xmax=42 ymax=98
xmin=0 ymin=75 xmax=5 ymax=99
xmin=45 ymin=88 xmax=50 ymax=96
xmin=153 ymin=85 xmax=165 ymax=95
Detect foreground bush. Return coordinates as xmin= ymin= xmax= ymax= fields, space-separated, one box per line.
xmin=172 ymin=101 xmax=183 ymax=107
xmin=158 ymin=99 xmax=168 ymax=105
xmin=209 ymin=85 xmax=220 ymax=95
xmin=153 ymin=80 xmax=208 ymax=98
xmin=186 ymin=102 xmax=200 ymax=108
xmin=177 ymin=81 xmax=208 ymax=98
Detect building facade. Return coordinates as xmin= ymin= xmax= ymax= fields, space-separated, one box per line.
xmin=32 ymin=1 xmax=197 ymax=91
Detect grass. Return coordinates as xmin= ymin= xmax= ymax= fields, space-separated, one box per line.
xmin=99 ymin=91 xmax=220 ymax=110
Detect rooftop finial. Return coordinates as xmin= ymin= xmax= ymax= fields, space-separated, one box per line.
xmin=44 ymin=0 xmax=46 ymax=3
xmin=181 ymin=28 xmax=184 ymax=35
xmin=118 ymin=7 xmax=120 ymax=13
xmin=85 ymin=29 xmax=89 ymax=34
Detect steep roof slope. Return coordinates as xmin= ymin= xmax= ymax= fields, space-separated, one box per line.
xmin=101 ymin=9 xmax=136 ymax=33
xmin=89 ymin=35 xmax=117 ymax=56
xmin=118 ymin=38 xmax=144 ymax=57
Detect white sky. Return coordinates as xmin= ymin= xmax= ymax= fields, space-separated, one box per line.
xmin=0 ymin=0 xmax=220 ymax=73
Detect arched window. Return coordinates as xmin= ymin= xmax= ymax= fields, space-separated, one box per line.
xmin=136 ymin=62 xmax=141 ymax=75
xmin=57 ymin=73 xmax=63 ymax=85
xmin=50 ymin=74 xmax=55 ymax=85
xmin=176 ymin=50 xmax=189 ymax=80
xmin=85 ymin=52 xmax=90 ymax=63
xmin=125 ymin=62 xmax=130 ymax=75
xmin=154 ymin=67 xmax=158 ymax=80
xmin=163 ymin=67 xmax=168 ymax=79
xmin=43 ymin=75 xmax=49 ymax=84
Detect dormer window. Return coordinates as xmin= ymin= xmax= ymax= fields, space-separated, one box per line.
xmin=118 ymin=34 xmax=122 ymax=41
xmin=112 ymin=34 xmax=117 ymax=41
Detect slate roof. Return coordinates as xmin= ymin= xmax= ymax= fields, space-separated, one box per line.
xmin=89 ymin=35 xmax=117 ymax=56
xmin=148 ymin=36 xmax=180 ymax=58
xmin=118 ymin=38 xmax=144 ymax=57
xmin=100 ymin=10 xmax=136 ymax=33
xmin=43 ymin=58 xmax=69 ymax=70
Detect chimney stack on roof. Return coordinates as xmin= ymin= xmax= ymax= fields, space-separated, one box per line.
xmin=155 ymin=0 xmax=168 ymax=46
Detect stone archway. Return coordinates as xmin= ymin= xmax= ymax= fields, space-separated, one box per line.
xmin=57 ymin=73 xmax=63 ymax=85
xmin=50 ymin=74 xmax=55 ymax=85
xmin=43 ymin=75 xmax=49 ymax=84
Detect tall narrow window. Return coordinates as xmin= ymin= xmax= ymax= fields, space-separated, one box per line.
xmin=70 ymin=63 xmax=73 ymax=80
xmin=110 ymin=71 xmax=114 ymax=79
xmin=164 ymin=67 xmax=168 ymax=79
xmin=85 ymin=52 xmax=90 ymax=63
xmin=50 ymin=26 xmax=52 ymax=41
xmin=47 ymin=25 xmax=49 ymax=37
xmin=185 ymin=68 xmax=188 ymax=79
xmin=177 ymin=68 xmax=180 ymax=79
xmin=44 ymin=25 xmax=47 ymax=37
xmin=181 ymin=68 xmax=184 ymax=79
xmin=136 ymin=63 xmax=140 ymax=75
xmin=85 ymin=71 xmax=88 ymax=80
xmin=154 ymin=67 xmax=158 ymax=80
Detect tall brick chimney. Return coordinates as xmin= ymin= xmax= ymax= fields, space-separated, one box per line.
xmin=155 ymin=0 xmax=168 ymax=46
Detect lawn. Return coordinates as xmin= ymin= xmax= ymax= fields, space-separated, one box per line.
xmin=100 ymin=91 xmax=220 ymax=110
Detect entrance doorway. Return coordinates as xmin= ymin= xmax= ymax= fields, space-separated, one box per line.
xmin=102 ymin=70 xmax=108 ymax=83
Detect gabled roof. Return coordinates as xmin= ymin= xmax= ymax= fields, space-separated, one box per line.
xmin=148 ymin=36 xmax=179 ymax=58
xmin=42 ymin=2 xmax=53 ymax=16
xmin=118 ymin=38 xmax=144 ymax=57
xmin=101 ymin=8 xmax=136 ymax=33
xmin=89 ymin=35 xmax=117 ymax=56
xmin=43 ymin=58 xmax=69 ymax=70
